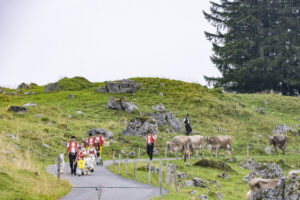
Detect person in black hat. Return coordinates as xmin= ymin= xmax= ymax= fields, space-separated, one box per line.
xmin=183 ymin=114 xmax=192 ymax=135
xmin=66 ymin=136 xmax=79 ymax=175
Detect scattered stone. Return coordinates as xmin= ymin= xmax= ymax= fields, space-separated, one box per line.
xmin=190 ymin=191 xmax=197 ymax=195
xmin=95 ymin=86 xmax=107 ymax=93
xmin=177 ymin=172 xmax=188 ymax=179
xmin=194 ymin=159 xmax=235 ymax=172
xmin=76 ymin=111 xmax=83 ymax=114
xmin=104 ymin=79 xmax=139 ymax=93
xmin=68 ymin=94 xmax=74 ymax=99
xmin=121 ymin=117 xmax=158 ymax=137
xmin=120 ymin=149 xmax=126 ymax=154
xmin=34 ymin=113 xmax=42 ymax=118
xmin=24 ymin=91 xmax=35 ymax=95
xmin=86 ymin=128 xmax=114 ymax=139
xmin=243 ymin=162 xmax=284 ymax=182
xmin=107 ymin=96 xmax=139 ymax=113
xmin=216 ymin=192 xmax=223 ymax=200
xmin=7 ymin=134 xmax=16 ymax=140
xmin=18 ymin=83 xmax=29 ymax=89
xmin=23 ymin=103 xmax=36 ymax=107
xmin=288 ymin=170 xmax=300 ymax=177
xmin=44 ymin=83 xmax=60 ymax=93
xmin=121 ymin=101 xmax=139 ymax=113
xmin=181 ymin=180 xmax=195 ymax=187
xmin=256 ymin=107 xmax=265 ymax=114
xmin=159 ymin=92 xmax=164 ymax=96
xmin=211 ymin=180 xmax=221 ymax=187
xmin=150 ymin=112 xmax=183 ymax=132
xmin=198 ymin=194 xmax=209 ymax=200
xmin=8 ymin=106 xmax=27 ymax=113
xmin=152 ymin=103 xmax=166 ymax=112
xmin=107 ymin=96 xmax=123 ymax=110
xmin=240 ymin=158 xmax=261 ymax=170
xmin=193 ymin=177 xmax=209 ymax=188
xmin=42 ymin=144 xmax=50 ymax=149
xmin=218 ymin=172 xmax=229 ymax=179
xmin=273 ymin=124 xmax=296 ymax=134
xmin=264 ymin=146 xmax=272 ymax=154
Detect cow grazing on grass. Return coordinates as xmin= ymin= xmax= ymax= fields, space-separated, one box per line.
xmin=182 ymin=142 xmax=193 ymax=164
xmin=206 ymin=135 xmax=233 ymax=156
xmin=246 ymin=178 xmax=279 ymax=200
xmin=167 ymin=136 xmax=189 ymax=156
xmin=187 ymin=135 xmax=204 ymax=158
xmin=269 ymin=135 xmax=287 ymax=155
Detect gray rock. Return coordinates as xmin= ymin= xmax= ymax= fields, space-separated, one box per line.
xmin=190 ymin=191 xmax=197 ymax=195
xmin=256 ymin=107 xmax=265 ymax=114
xmin=121 ymin=117 xmax=158 ymax=137
xmin=218 ymin=172 xmax=229 ymax=179
xmin=211 ymin=180 xmax=221 ymax=187
xmin=7 ymin=134 xmax=16 ymax=140
xmin=152 ymin=103 xmax=166 ymax=112
xmin=68 ymin=94 xmax=74 ymax=99
xmin=264 ymin=146 xmax=272 ymax=154
xmin=96 ymin=86 xmax=107 ymax=93
xmin=86 ymin=128 xmax=114 ymax=139
xmin=24 ymin=91 xmax=35 ymax=95
xmin=8 ymin=106 xmax=27 ymax=113
xmin=151 ymin=112 xmax=183 ymax=132
xmin=121 ymin=101 xmax=139 ymax=113
xmin=107 ymin=96 xmax=122 ymax=110
xmin=243 ymin=162 xmax=284 ymax=182
xmin=198 ymin=194 xmax=209 ymax=200
xmin=273 ymin=124 xmax=297 ymax=134
xmin=216 ymin=192 xmax=223 ymax=200
xmin=2 ymin=90 xmax=7 ymax=95
xmin=120 ymin=149 xmax=126 ymax=154
xmin=18 ymin=83 xmax=29 ymax=89
xmin=240 ymin=158 xmax=261 ymax=170
xmin=106 ymin=82 xmax=121 ymax=93
xmin=44 ymin=83 xmax=60 ymax=93
xmin=76 ymin=110 xmax=83 ymax=114
xmin=177 ymin=172 xmax=188 ymax=179
xmin=193 ymin=177 xmax=209 ymax=188
xmin=183 ymin=180 xmax=195 ymax=187
xmin=288 ymin=170 xmax=300 ymax=177
xmin=42 ymin=143 xmax=50 ymax=149
xmin=105 ymin=79 xmax=139 ymax=93
xmin=23 ymin=103 xmax=36 ymax=107
xmin=159 ymin=92 xmax=164 ymax=96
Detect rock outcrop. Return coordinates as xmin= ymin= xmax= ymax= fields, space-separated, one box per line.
xmin=18 ymin=83 xmax=29 ymax=90
xmin=121 ymin=117 xmax=158 ymax=136
xmin=96 ymin=79 xmax=140 ymax=94
xmin=44 ymin=83 xmax=60 ymax=93
xmin=107 ymin=96 xmax=139 ymax=113
xmin=152 ymin=103 xmax=166 ymax=112
xmin=273 ymin=124 xmax=297 ymax=134
xmin=8 ymin=106 xmax=27 ymax=112
xmin=86 ymin=128 xmax=114 ymax=139
xmin=243 ymin=162 xmax=284 ymax=182
xmin=150 ymin=111 xmax=183 ymax=132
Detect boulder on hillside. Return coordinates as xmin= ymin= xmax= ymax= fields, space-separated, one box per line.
xmin=18 ymin=83 xmax=29 ymax=90
xmin=150 ymin=112 xmax=183 ymax=132
xmin=86 ymin=128 xmax=114 ymax=139
xmin=97 ymin=79 xmax=140 ymax=94
xmin=8 ymin=106 xmax=27 ymax=113
xmin=152 ymin=103 xmax=166 ymax=112
xmin=44 ymin=83 xmax=60 ymax=93
xmin=240 ymin=158 xmax=261 ymax=170
xmin=23 ymin=103 xmax=36 ymax=107
xmin=107 ymin=96 xmax=139 ymax=113
xmin=273 ymin=124 xmax=297 ymax=134
xmin=121 ymin=117 xmax=158 ymax=137
xmin=243 ymin=162 xmax=284 ymax=182
xmin=252 ymin=173 xmax=300 ymax=200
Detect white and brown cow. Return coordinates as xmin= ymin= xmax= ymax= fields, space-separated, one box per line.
xmin=246 ymin=178 xmax=279 ymax=200
xmin=269 ymin=135 xmax=287 ymax=155
xmin=167 ymin=136 xmax=189 ymax=156
xmin=187 ymin=135 xmax=204 ymax=157
xmin=206 ymin=135 xmax=233 ymax=156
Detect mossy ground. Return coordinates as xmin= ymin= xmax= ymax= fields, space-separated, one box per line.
xmin=1 ymin=77 xmax=300 ymax=199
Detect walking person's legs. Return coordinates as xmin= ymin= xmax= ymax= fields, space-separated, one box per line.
xmin=69 ymin=153 xmax=74 ymax=174
xmin=149 ymin=144 xmax=154 ymax=160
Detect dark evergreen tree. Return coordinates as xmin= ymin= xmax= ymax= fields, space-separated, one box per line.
xmin=204 ymin=0 xmax=300 ymax=95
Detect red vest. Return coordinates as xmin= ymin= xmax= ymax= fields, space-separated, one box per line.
xmin=87 ymin=138 xmax=95 ymax=146
xmin=93 ymin=136 xmax=103 ymax=146
xmin=77 ymin=150 xmax=85 ymax=159
xmin=88 ymin=149 xmax=95 ymax=154
xmin=147 ymin=134 xmax=155 ymax=144
xmin=68 ymin=141 xmax=78 ymax=153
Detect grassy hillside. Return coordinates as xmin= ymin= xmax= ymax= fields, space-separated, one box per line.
xmin=0 ymin=77 xmax=300 ymax=199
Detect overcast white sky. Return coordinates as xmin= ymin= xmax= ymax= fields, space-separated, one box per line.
xmin=0 ymin=0 xmax=220 ymax=88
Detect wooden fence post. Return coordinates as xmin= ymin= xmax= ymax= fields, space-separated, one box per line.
xmin=133 ymin=158 xmax=136 ymax=177
xmin=216 ymin=145 xmax=219 ymax=158
xmin=98 ymin=185 xmax=102 ymax=200
xmin=164 ymin=145 xmax=167 ymax=160
xmin=202 ymin=148 xmax=205 ymax=160
xmin=138 ymin=146 xmax=140 ymax=159
xmin=166 ymin=162 xmax=170 ymax=185
xmin=125 ymin=156 xmax=128 ymax=175
xmin=246 ymin=144 xmax=249 ymax=157
xmin=57 ymin=154 xmax=61 ymax=182
xmin=174 ymin=164 xmax=178 ymax=192
xmin=148 ymin=161 xmax=151 ymax=184
xmin=118 ymin=154 xmax=121 ymax=173
xmin=159 ymin=159 xmax=163 ymax=200
xmin=113 ymin=151 xmax=116 ymax=166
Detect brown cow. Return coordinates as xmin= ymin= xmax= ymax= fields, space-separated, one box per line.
xmin=167 ymin=136 xmax=189 ymax=155
xmin=182 ymin=142 xmax=194 ymax=164
xmin=269 ymin=135 xmax=287 ymax=155
xmin=246 ymin=178 xmax=279 ymax=200
xmin=206 ymin=135 xmax=233 ymax=156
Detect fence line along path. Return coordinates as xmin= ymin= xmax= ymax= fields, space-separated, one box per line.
xmin=47 ymin=159 xmax=169 ymax=200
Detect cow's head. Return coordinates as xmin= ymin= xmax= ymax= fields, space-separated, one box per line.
xmin=206 ymin=137 xmax=211 ymax=147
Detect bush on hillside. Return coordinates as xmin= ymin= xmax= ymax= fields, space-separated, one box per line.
xmin=56 ymin=77 xmax=95 ymax=91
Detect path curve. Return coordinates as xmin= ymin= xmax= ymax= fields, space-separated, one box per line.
xmin=47 ymin=159 xmax=169 ymax=200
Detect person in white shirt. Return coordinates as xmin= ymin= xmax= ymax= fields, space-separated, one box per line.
xmin=183 ymin=114 xmax=192 ymax=135
xmin=66 ymin=136 xmax=79 ymax=175
xmin=145 ymin=130 xmax=157 ymax=160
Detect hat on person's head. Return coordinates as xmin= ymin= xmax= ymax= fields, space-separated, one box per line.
xmin=89 ymin=132 xmax=93 ymax=136
xmin=71 ymin=136 xmax=76 ymax=139
xmin=96 ymin=132 xmax=100 ymax=135
xmin=186 ymin=113 xmax=189 ymax=116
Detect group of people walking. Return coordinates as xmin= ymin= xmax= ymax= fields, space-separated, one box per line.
xmin=66 ymin=114 xmax=192 ymax=173
xmin=66 ymin=132 xmax=104 ymax=176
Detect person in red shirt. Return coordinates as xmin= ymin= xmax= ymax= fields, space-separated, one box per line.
xmin=66 ymin=136 xmax=79 ymax=175
xmin=145 ymin=130 xmax=157 ymax=160
xmin=93 ymin=132 xmax=104 ymax=165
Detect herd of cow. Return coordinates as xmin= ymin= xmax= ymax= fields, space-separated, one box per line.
xmin=166 ymin=134 xmax=287 ymax=162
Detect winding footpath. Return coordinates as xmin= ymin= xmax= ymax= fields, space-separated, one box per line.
xmin=47 ymin=159 xmax=168 ymax=200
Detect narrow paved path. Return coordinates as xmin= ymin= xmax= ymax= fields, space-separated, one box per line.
xmin=47 ymin=159 xmax=169 ymax=200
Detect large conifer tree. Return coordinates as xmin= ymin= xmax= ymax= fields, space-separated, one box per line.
xmin=204 ymin=0 xmax=300 ymax=95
